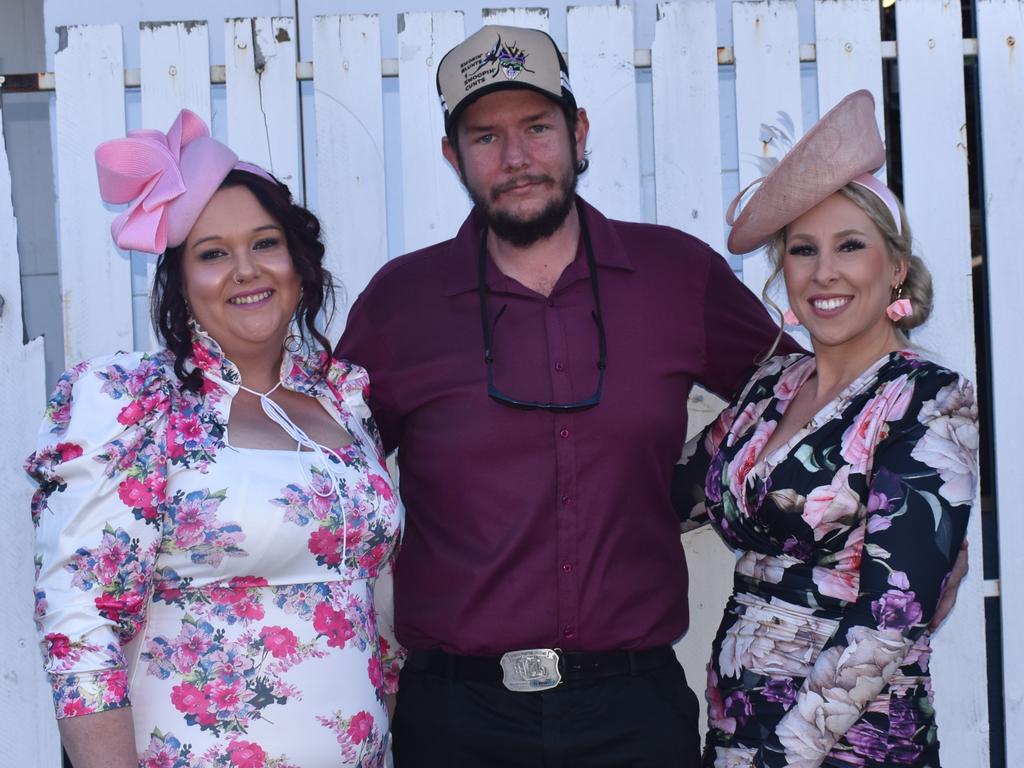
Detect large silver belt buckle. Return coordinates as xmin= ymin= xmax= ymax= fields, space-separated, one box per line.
xmin=499 ymin=648 xmax=562 ymax=692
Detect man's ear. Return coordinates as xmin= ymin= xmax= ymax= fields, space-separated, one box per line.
xmin=573 ymin=108 xmax=590 ymax=159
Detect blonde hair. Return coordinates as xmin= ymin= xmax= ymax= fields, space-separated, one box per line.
xmin=756 ymin=181 xmax=934 ymax=361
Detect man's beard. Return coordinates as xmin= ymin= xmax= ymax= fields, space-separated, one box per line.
xmin=465 ymin=157 xmax=578 ymax=248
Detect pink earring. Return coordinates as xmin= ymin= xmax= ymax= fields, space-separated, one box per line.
xmin=783 ymin=309 xmax=800 ymax=326
xmin=886 ymin=284 xmax=913 ymax=321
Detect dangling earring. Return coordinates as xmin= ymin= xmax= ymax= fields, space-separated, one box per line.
xmin=783 ymin=309 xmax=800 ymax=327
xmin=886 ymin=283 xmax=913 ymax=321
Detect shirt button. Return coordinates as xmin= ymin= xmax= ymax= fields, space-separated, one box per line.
xmin=561 ymin=495 xmax=571 ymax=505
xmin=563 ymin=627 xmax=575 ymax=640
xmin=555 ymin=361 xmax=565 ymax=372
xmin=559 ymin=427 xmax=570 ymax=439
xmin=562 ymin=561 xmax=573 ymax=574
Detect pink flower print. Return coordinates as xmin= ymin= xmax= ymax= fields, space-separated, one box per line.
xmin=45 ymin=633 xmax=72 ymax=659
xmin=171 ymin=623 xmax=213 ymax=673
xmin=726 ymin=419 xmax=775 ymax=511
xmin=228 ymin=740 xmax=267 ymax=768
xmin=368 ymin=473 xmax=394 ymax=501
xmin=102 ymin=671 xmax=129 ymax=705
xmin=210 ymin=678 xmax=245 ymax=711
xmin=94 ymin=592 xmax=144 ymax=624
xmin=313 ymin=603 xmax=356 ymax=649
xmin=841 ymin=374 xmax=912 ymax=474
xmin=774 ymin=358 xmax=812 ymax=402
xmin=171 ymin=681 xmax=210 ymax=716
xmin=801 ymin=466 xmax=863 ymax=541
xmin=308 ymin=528 xmax=346 ymax=567
xmin=191 ymin=340 xmax=220 ymax=372
xmin=347 ymin=711 xmax=375 ymax=743
xmin=173 ymin=495 xmax=215 ymax=548
xmin=811 ymin=524 xmax=864 ymax=602
xmin=60 ymin=698 xmax=93 ymax=717
xmin=260 ymin=626 xmax=299 ymax=659
xmin=727 ymin=398 xmax=772 ymax=448
xmin=54 ymin=442 xmax=83 ymax=462
xmin=367 ymin=655 xmax=384 ymax=689
xmin=118 ymin=476 xmax=158 ymax=521
xmin=705 ymin=669 xmax=737 ymax=735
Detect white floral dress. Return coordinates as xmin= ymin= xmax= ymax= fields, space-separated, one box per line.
xmin=674 ymin=350 xmax=978 ymax=768
xmin=27 ymin=331 xmax=403 ymax=768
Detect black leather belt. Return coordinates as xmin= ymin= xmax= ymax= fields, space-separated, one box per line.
xmin=406 ymin=646 xmax=676 ymax=690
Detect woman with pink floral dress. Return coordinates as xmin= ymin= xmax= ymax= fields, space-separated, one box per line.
xmin=26 ymin=111 xmax=401 ymax=768
xmin=673 ymin=92 xmax=979 ymax=767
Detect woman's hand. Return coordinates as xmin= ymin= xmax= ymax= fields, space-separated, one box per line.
xmin=57 ymin=707 xmax=138 ymax=768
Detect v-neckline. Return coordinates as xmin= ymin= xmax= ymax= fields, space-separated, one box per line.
xmin=751 ymin=351 xmax=900 ymax=480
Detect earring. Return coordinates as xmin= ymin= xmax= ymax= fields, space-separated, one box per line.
xmin=783 ymin=309 xmax=800 ymax=327
xmin=886 ymin=283 xmax=913 ymax=321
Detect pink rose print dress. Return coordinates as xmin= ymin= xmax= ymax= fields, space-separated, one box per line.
xmin=673 ymin=350 xmax=978 ymax=768
xmin=27 ymin=330 xmax=403 ymax=768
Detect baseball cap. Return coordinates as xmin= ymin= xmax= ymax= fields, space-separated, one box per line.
xmin=436 ymin=25 xmax=577 ymax=135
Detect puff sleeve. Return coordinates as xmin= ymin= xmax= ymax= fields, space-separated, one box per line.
xmin=327 ymin=358 xmax=406 ymax=695
xmin=26 ymin=352 xmax=170 ymax=718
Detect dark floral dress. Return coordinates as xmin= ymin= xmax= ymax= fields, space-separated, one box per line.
xmin=674 ymin=350 xmax=978 ymax=768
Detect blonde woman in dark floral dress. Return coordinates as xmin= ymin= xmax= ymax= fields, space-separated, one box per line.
xmin=673 ymin=91 xmax=978 ymax=768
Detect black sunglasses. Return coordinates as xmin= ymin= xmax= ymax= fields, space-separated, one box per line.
xmin=477 ymin=200 xmax=607 ymax=411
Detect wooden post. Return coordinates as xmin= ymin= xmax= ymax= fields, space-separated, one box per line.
xmin=397 ymin=11 xmax=468 ymax=254
xmin=0 ymin=82 xmax=61 ymax=768
xmin=54 ymin=24 xmax=131 ymax=365
xmin=312 ymin=14 xmax=388 ymax=330
xmin=567 ymin=4 xmax=642 ymax=222
xmin=225 ymin=17 xmax=300 ymax=193
xmin=896 ymin=2 xmax=989 ymax=766
xmin=977 ymin=1 xmax=1024 ymax=763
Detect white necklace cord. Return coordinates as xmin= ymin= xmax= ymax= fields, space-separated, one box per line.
xmin=237 ymin=379 xmax=348 ymax=562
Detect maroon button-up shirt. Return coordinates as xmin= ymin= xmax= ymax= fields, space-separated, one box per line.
xmin=338 ymin=198 xmax=797 ymax=655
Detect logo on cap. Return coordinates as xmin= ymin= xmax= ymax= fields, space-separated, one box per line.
xmin=462 ymin=35 xmax=534 ymax=93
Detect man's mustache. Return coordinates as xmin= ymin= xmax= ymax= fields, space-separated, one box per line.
xmin=491 ymin=174 xmax=554 ymax=200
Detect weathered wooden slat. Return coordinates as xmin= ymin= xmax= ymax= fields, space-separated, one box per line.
xmin=731 ymin=0 xmax=802 ymax=306
xmin=651 ymin=0 xmax=725 ymax=253
xmin=225 ymin=17 xmax=299 ymax=192
xmin=139 ymin=20 xmax=212 ymax=351
xmin=0 ymin=77 xmax=58 ymax=768
xmin=481 ymin=6 xmax=550 ymax=32
xmin=566 ymin=4 xmax=642 ymax=222
xmin=895 ymin=3 xmax=989 ymax=767
xmin=312 ymin=14 xmax=388 ymax=332
xmin=397 ymin=11 xmax=468 ymax=254
xmin=977 ymin=1 xmax=1024 ymax=763
xmin=813 ymin=0 xmax=885 ymax=155
xmin=54 ymin=24 xmax=132 ymax=364
xmin=651 ymin=4 xmax=734 ymax=740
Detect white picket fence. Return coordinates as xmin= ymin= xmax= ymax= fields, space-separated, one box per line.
xmin=3 ymin=1 xmax=1021 ymax=766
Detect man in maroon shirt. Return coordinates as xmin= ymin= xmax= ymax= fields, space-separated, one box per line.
xmin=337 ymin=25 xmax=794 ymax=766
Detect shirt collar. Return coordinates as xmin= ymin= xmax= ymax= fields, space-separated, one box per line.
xmin=185 ymin=320 xmax=330 ymax=397
xmin=442 ymin=196 xmax=635 ymax=297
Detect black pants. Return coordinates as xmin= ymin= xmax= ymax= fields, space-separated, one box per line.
xmin=391 ymin=654 xmax=701 ymax=767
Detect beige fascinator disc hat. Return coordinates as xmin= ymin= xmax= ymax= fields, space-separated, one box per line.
xmin=726 ymin=89 xmax=886 ymax=255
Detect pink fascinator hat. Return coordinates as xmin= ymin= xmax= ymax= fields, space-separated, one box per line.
xmin=95 ymin=109 xmax=275 ymax=255
xmin=726 ymin=90 xmax=900 ymax=255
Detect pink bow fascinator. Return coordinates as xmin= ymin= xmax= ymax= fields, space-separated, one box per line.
xmin=95 ymin=109 xmax=240 ymax=254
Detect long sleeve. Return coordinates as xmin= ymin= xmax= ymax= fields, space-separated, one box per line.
xmin=775 ymin=371 xmax=978 ymax=767
xmin=26 ymin=352 xmax=170 ymax=719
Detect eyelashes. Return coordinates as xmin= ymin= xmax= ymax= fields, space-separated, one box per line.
xmin=786 ymin=238 xmax=868 ymax=257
